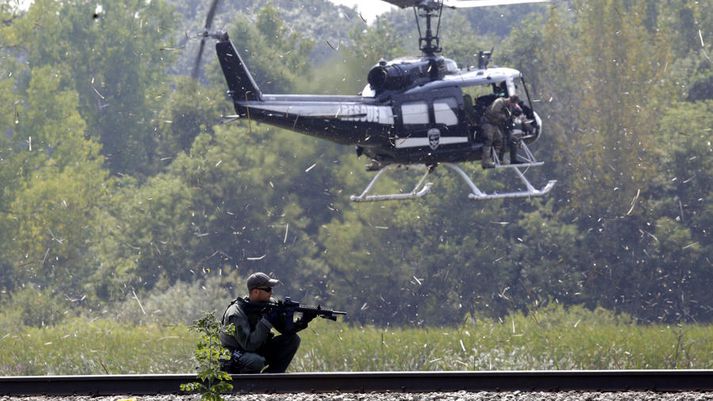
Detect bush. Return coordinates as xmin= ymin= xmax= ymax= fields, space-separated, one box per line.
xmin=0 ymin=286 xmax=73 ymax=328
xmin=112 ymin=273 xmax=245 ymax=325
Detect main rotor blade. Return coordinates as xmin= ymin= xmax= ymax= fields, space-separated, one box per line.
xmin=380 ymin=0 xmax=550 ymax=9
xmin=443 ymin=0 xmax=550 ymax=8
xmin=192 ymin=38 xmax=206 ymax=79
xmin=379 ymin=0 xmax=421 ymax=8
xmin=204 ymin=0 xmax=221 ymax=30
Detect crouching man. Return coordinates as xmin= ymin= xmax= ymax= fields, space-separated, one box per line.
xmin=218 ymin=272 xmax=315 ymax=373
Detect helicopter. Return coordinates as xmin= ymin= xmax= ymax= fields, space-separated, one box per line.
xmin=194 ymin=0 xmax=556 ymax=201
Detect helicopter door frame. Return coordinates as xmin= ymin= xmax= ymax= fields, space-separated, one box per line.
xmin=391 ymin=87 xmax=469 ymax=155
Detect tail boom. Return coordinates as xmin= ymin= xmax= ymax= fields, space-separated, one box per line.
xmin=216 ymin=34 xmax=262 ymax=101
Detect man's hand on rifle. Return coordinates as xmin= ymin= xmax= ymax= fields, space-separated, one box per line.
xmin=301 ymin=310 xmax=318 ymax=324
xmin=292 ymin=310 xmax=318 ymax=332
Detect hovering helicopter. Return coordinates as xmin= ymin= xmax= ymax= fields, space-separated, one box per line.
xmin=194 ymin=0 xmax=555 ymax=201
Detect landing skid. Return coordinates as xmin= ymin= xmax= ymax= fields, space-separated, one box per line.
xmin=445 ymin=163 xmax=556 ymax=200
xmin=350 ymin=144 xmax=556 ymax=202
xmin=350 ymin=165 xmax=434 ymax=202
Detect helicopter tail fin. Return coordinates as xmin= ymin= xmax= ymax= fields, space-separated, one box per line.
xmin=216 ymin=35 xmax=262 ymax=102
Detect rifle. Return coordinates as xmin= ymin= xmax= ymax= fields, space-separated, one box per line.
xmin=247 ymin=297 xmax=346 ymax=333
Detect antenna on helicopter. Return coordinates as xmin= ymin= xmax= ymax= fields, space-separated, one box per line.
xmin=477 ymin=47 xmax=494 ymax=69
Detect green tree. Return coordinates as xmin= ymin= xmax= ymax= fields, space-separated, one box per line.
xmin=13 ymin=0 xmax=177 ymax=176
xmin=561 ymin=1 xmax=672 ymax=217
xmin=1 ymin=66 xmax=107 ymax=295
xmin=155 ymin=78 xmax=223 ymax=160
xmin=222 ymin=6 xmax=313 ymax=95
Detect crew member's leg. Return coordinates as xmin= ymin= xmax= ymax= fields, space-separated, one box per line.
xmin=493 ymin=126 xmax=504 ymax=164
xmin=481 ymin=123 xmax=497 ymax=168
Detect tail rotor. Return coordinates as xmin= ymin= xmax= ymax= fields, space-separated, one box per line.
xmin=191 ymin=0 xmax=222 ymax=79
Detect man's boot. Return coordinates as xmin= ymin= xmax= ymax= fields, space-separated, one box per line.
xmin=481 ymin=146 xmax=495 ymax=169
xmin=509 ymin=142 xmax=524 ymax=165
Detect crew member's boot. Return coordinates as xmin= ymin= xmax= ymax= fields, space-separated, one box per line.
xmin=509 ymin=141 xmax=524 ymax=165
xmin=481 ymin=146 xmax=495 ymax=169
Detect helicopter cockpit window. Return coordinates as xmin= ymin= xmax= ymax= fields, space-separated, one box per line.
xmin=493 ymin=81 xmax=508 ymax=97
xmin=506 ymin=79 xmax=517 ymax=97
xmin=402 ymin=101 xmax=429 ymax=125
xmin=434 ymin=98 xmax=458 ymax=126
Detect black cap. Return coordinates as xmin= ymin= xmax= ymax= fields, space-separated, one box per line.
xmin=247 ymin=272 xmax=280 ymax=290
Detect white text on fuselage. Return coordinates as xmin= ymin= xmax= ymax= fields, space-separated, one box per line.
xmin=337 ymin=105 xmax=394 ymax=125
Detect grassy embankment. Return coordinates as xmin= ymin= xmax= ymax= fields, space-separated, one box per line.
xmin=2 ymin=306 xmax=712 ymax=375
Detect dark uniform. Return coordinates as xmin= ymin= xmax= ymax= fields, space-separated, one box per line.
xmin=219 ymin=296 xmax=301 ymax=373
xmin=480 ymin=97 xmax=509 ymax=168
xmin=219 ymin=272 xmax=313 ymax=374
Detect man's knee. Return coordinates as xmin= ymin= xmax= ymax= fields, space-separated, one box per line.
xmin=237 ymin=352 xmax=266 ymax=373
xmin=288 ymin=333 xmax=301 ymax=351
xmin=277 ymin=333 xmax=301 ymax=353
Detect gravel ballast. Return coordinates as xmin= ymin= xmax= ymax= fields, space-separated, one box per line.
xmin=3 ymin=392 xmax=713 ymax=401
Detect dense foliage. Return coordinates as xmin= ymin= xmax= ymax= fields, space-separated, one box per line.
xmin=0 ymin=0 xmax=711 ymax=331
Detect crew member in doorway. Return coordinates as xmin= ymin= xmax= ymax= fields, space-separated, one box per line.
xmin=481 ymin=95 xmax=520 ymax=168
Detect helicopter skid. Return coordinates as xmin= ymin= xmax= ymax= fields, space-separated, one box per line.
xmin=443 ymin=162 xmax=556 ymax=201
xmin=350 ymin=165 xmax=434 ymax=202
xmin=466 ymin=181 xmax=557 ymax=200
xmin=350 ymin=162 xmax=555 ymax=202
xmin=495 ymin=161 xmax=544 ymax=168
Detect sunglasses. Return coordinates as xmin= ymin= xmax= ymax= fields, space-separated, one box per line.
xmin=256 ymin=287 xmax=272 ymax=293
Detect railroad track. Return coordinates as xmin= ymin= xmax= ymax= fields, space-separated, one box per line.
xmin=1 ymin=370 xmax=713 ymax=396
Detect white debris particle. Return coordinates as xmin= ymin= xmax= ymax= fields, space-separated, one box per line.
xmin=132 ymin=289 xmax=146 ymax=315
xmin=626 ymin=188 xmax=640 ymax=216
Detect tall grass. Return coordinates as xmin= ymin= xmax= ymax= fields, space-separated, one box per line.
xmin=0 ymin=318 xmax=195 ymax=375
xmin=2 ymin=305 xmax=713 ymax=375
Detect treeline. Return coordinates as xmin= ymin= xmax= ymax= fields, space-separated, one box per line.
xmin=0 ymin=0 xmax=711 ymax=327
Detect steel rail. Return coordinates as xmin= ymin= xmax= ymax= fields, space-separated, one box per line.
xmin=1 ymin=370 xmax=713 ymax=396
